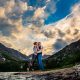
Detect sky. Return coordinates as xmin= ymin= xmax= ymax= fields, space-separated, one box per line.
xmin=0 ymin=0 xmax=80 ymax=56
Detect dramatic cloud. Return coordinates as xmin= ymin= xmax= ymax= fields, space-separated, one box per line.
xmin=33 ymin=7 xmax=45 ymax=19
xmin=44 ymin=0 xmax=56 ymax=14
xmin=0 ymin=7 xmax=5 ymax=18
xmin=22 ymin=0 xmax=56 ymax=26
xmin=0 ymin=1 xmax=80 ymax=56
xmin=53 ymin=39 xmax=67 ymax=51
xmin=0 ymin=0 xmax=8 ymax=7
xmin=0 ymin=18 xmax=15 ymax=36
xmin=42 ymin=3 xmax=80 ymax=53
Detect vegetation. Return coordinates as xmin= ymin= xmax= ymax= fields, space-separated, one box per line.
xmin=45 ymin=40 xmax=80 ymax=69
xmin=0 ymin=43 xmax=29 ymax=72
xmin=0 ymin=40 xmax=80 ymax=71
xmin=0 ymin=51 xmax=27 ymax=72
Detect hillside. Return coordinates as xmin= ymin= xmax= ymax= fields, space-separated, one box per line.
xmin=0 ymin=43 xmax=29 ymax=71
xmin=46 ymin=40 xmax=80 ymax=69
xmin=0 ymin=43 xmax=28 ymax=62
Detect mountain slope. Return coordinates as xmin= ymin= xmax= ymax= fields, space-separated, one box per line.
xmin=46 ymin=40 xmax=80 ymax=69
xmin=0 ymin=43 xmax=28 ymax=62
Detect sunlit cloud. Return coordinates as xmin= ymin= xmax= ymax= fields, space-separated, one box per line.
xmin=42 ymin=3 xmax=80 ymax=53
xmin=0 ymin=1 xmax=80 ymax=56
xmin=0 ymin=7 xmax=5 ymax=18
xmin=33 ymin=7 xmax=45 ymax=19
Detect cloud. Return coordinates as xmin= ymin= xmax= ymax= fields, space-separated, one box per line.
xmin=0 ymin=1 xmax=80 ymax=56
xmin=0 ymin=0 xmax=8 ymax=7
xmin=5 ymin=0 xmax=28 ymax=21
xmin=45 ymin=0 xmax=56 ymax=14
xmin=33 ymin=7 xmax=45 ymax=19
xmin=0 ymin=41 xmax=12 ymax=48
xmin=41 ymin=3 xmax=80 ymax=53
xmin=0 ymin=18 xmax=15 ymax=36
xmin=53 ymin=39 xmax=67 ymax=51
xmin=0 ymin=7 xmax=5 ymax=18
xmin=22 ymin=0 xmax=56 ymax=26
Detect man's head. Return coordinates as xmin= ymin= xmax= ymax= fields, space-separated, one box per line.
xmin=38 ymin=42 xmax=41 ymax=46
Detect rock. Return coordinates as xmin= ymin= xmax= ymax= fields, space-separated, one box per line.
xmin=0 ymin=67 xmax=80 ymax=80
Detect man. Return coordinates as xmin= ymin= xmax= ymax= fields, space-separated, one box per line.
xmin=37 ymin=42 xmax=44 ymax=70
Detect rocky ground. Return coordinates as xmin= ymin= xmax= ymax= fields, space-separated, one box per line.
xmin=0 ymin=65 xmax=80 ymax=80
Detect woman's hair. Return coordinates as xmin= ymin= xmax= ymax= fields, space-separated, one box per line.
xmin=33 ymin=42 xmax=37 ymax=45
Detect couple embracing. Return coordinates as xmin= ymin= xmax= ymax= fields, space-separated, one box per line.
xmin=33 ymin=42 xmax=44 ymax=70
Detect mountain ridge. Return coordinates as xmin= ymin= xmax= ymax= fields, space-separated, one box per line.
xmin=0 ymin=43 xmax=28 ymax=61
xmin=46 ymin=39 xmax=80 ymax=69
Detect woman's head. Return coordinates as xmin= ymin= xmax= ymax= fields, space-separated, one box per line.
xmin=33 ymin=42 xmax=42 ymax=46
xmin=33 ymin=42 xmax=37 ymax=45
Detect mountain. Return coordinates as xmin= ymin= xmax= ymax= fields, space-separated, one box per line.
xmin=0 ymin=43 xmax=28 ymax=62
xmin=46 ymin=39 xmax=80 ymax=69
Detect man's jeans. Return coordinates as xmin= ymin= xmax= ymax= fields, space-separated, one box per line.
xmin=37 ymin=53 xmax=44 ymax=70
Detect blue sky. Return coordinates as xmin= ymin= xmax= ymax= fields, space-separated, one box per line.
xmin=45 ymin=0 xmax=78 ymax=24
xmin=22 ymin=0 xmax=78 ymax=26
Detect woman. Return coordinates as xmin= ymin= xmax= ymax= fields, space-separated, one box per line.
xmin=37 ymin=42 xmax=44 ymax=70
xmin=32 ymin=42 xmax=37 ymax=69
